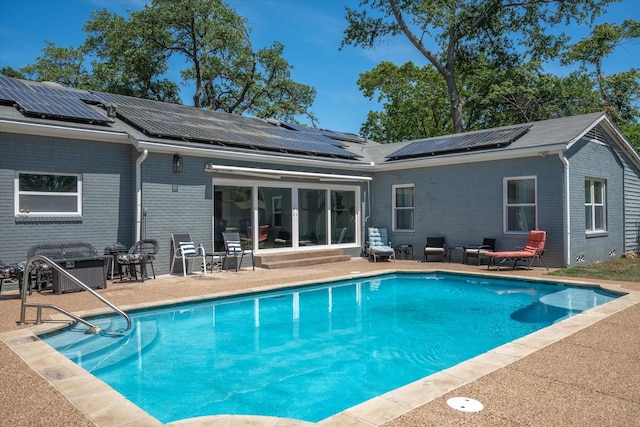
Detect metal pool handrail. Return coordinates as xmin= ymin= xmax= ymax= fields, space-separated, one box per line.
xmin=18 ymin=255 xmax=132 ymax=333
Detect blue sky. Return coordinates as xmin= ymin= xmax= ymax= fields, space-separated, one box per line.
xmin=0 ymin=0 xmax=638 ymax=135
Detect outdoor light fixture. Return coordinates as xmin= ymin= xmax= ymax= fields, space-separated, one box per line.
xmin=173 ymin=154 xmax=183 ymax=173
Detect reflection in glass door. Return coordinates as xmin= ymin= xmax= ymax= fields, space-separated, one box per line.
xmin=298 ymin=189 xmax=327 ymax=246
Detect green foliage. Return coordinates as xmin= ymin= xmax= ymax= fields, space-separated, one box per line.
xmin=14 ymin=0 xmax=316 ymax=122
xmin=562 ymin=19 xmax=640 ymax=126
xmin=357 ymin=61 xmax=451 ymax=142
xmin=83 ymin=9 xmax=180 ymax=103
xmin=342 ymin=0 xmax=619 ymax=134
xmin=20 ymin=41 xmax=91 ymax=88
xmin=135 ymin=0 xmax=316 ymax=122
xmin=0 ymin=66 xmax=26 ymax=79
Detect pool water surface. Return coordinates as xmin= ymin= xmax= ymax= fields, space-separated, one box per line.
xmin=42 ymin=272 xmax=620 ymax=423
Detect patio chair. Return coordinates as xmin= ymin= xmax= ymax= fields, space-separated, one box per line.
xmin=366 ymin=227 xmax=395 ymax=262
xmin=464 ymin=238 xmax=496 ymax=265
xmin=170 ymin=233 xmax=207 ymax=276
xmin=223 ymin=231 xmax=251 ymax=271
xmin=485 ymin=230 xmax=549 ymax=271
xmin=424 ymin=237 xmax=446 ymax=262
xmin=117 ymin=239 xmax=159 ymax=282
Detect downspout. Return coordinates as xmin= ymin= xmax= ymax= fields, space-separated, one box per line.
xmin=559 ymin=151 xmax=570 ymax=267
xmin=135 ymin=150 xmax=149 ymax=242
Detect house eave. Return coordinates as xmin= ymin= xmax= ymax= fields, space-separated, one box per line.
xmin=0 ymin=118 xmax=129 ymax=143
xmin=373 ymin=143 xmax=569 ymax=171
xmin=134 ymin=139 xmax=376 ymax=171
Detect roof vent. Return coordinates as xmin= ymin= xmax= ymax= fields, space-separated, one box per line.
xmin=106 ymin=104 xmax=117 ymax=118
xmin=585 ymin=125 xmax=606 ymax=143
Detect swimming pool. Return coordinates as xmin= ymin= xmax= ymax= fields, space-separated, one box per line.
xmin=42 ymin=272 xmax=620 ymax=423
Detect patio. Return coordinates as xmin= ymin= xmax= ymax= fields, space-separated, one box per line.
xmin=1 ymin=258 xmax=639 ymax=426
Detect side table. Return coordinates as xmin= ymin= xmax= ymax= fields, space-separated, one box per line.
xmin=206 ymin=252 xmax=225 ymax=272
xmin=447 ymin=246 xmax=466 ymax=263
xmin=395 ymin=244 xmax=413 ymax=260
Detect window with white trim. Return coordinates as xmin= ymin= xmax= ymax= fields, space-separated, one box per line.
xmin=585 ymin=178 xmax=606 ymax=232
xmin=15 ymin=172 xmax=82 ymax=216
xmin=504 ymin=176 xmax=536 ymax=233
xmin=393 ymin=184 xmax=414 ymax=231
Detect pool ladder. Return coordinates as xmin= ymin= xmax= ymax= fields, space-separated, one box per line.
xmin=18 ymin=255 xmax=132 ymax=334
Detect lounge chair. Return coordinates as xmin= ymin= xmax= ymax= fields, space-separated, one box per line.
xmin=170 ymin=233 xmax=207 ymax=276
xmin=485 ymin=230 xmax=548 ymax=270
xmin=424 ymin=237 xmax=446 ymax=262
xmin=117 ymin=239 xmax=159 ymax=282
xmin=367 ymin=227 xmax=395 ymax=262
xmin=464 ymin=238 xmax=496 ymax=265
xmin=223 ymin=232 xmax=252 ymax=271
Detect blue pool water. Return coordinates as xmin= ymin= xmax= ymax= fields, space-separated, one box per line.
xmin=42 ymin=272 xmax=620 ymax=423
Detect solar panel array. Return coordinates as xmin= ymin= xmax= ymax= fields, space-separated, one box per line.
xmin=0 ymin=77 xmax=361 ymax=159
xmin=0 ymin=76 xmax=113 ymax=124
xmin=386 ymin=125 xmax=532 ymax=160
xmin=94 ymin=91 xmax=360 ymax=159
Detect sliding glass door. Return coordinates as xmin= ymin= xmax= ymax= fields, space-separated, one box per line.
xmin=213 ymin=179 xmax=359 ymax=252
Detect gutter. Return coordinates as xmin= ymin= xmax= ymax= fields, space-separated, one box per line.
xmin=559 ymin=150 xmax=570 ymax=267
xmin=135 ymin=149 xmax=148 ymax=242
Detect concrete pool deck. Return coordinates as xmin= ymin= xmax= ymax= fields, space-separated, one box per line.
xmin=1 ymin=258 xmax=639 ymax=426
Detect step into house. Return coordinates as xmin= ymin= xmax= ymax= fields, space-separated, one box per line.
xmin=255 ymin=249 xmax=351 ymax=269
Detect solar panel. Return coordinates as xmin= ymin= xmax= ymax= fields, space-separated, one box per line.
xmin=0 ymin=77 xmax=113 ymax=124
xmin=113 ymin=102 xmax=360 ymax=159
xmin=31 ymin=84 xmax=104 ymax=103
xmin=16 ymin=91 xmax=112 ymax=124
xmin=386 ymin=125 xmax=532 ymax=160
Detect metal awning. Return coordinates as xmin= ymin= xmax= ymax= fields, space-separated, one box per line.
xmin=205 ymin=164 xmax=372 ymax=182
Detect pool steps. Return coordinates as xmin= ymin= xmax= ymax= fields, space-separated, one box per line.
xmin=43 ymin=320 xmax=157 ymax=373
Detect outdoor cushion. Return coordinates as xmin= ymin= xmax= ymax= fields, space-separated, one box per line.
xmin=179 ymin=242 xmax=197 ymax=256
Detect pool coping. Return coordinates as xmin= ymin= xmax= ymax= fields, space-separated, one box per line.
xmin=1 ymin=269 xmax=638 ymax=427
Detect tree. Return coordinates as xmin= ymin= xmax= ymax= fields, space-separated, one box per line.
xmin=562 ymin=19 xmax=640 ymax=124
xmin=136 ymin=0 xmax=317 ymax=122
xmin=20 ymin=41 xmax=91 ymax=88
xmin=342 ymin=0 xmax=616 ymax=133
xmin=0 ymin=66 xmax=26 ymax=79
xmin=16 ymin=0 xmax=316 ymax=124
xmin=83 ymin=9 xmax=181 ymax=103
xmin=357 ymin=61 xmax=450 ymax=142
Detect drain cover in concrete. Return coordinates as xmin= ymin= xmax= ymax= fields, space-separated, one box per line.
xmin=447 ymin=397 xmax=484 ymax=412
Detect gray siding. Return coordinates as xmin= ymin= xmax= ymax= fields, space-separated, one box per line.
xmin=372 ymin=156 xmax=566 ymax=267
xmin=141 ymin=153 xmax=214 ymax=274
xmin=566 ymin=138 xmax=625 ymax=266
xmin=611 ymin=144 xmax=640 ymax=253
xmin=141 ymin=155 xmax=369 ymax=274
xmin=0 ymin=132 xmax=135 ymax=265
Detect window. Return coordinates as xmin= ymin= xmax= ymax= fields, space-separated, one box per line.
xmin=393 ymin=184 xmax=414 ymax=231
xmin=15 ymin=172 xmax=82 ymax=216
xmin=504 ymin=177 xmax=536 ymax=233
xmin=585 ymin=178 xmax=606 ymax=232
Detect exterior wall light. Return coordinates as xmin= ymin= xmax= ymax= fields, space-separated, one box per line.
xmin=173 ymin=154 xmax=183 ymax=173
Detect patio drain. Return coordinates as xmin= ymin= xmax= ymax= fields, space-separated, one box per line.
xmin=447 ymin=397 xmax=484 ymax=412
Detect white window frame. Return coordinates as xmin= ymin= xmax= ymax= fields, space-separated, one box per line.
xmin=585 ymin=178 xmax=606 ymax=233
xmin=15 ymin=171 xmax=82 ymax=217
xmin=392 ymin=184 xmax=415 ymax=232
xmin=271 ymin=195 xmax=283 ymax=228
xmin=503 ymin=176 xmax=537 ymax=234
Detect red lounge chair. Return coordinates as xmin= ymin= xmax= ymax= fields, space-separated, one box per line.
xmin=485 ymin=230 xmax=549 ymax=271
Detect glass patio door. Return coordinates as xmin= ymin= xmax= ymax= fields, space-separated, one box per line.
xmin=214 ymin=180 xmax=358 ymax=252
